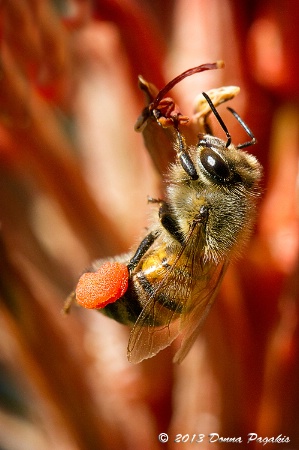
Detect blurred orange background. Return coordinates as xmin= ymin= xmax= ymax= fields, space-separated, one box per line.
xmin=0 ymin=1 xmax=298 ymax=449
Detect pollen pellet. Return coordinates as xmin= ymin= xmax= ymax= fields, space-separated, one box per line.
xmin=75 ymin=262 xmax=129 ymax=309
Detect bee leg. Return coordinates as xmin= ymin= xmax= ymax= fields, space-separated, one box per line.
xmin=62 ymin=291 xmax=76 ymax=314
xmin=127 ymin=229 xmax=160 ymax=272
xmin=159 ymin=201 xmax=185 ymax=244
xmin=174 ymin=127 xmax=199 ymax=180
xmin=148 ymin=198 xmax=185 ymax=245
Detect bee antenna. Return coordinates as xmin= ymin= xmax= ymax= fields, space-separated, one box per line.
xmin=202 ymin=92 xmax=231 ymax=148
xmin=226 ymin=107 xmax=257 ymax=149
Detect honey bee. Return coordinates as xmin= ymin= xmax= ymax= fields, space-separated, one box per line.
xmin=70 ymin=62 xmax=262 ymax=364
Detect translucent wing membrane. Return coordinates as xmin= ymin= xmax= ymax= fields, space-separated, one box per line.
xmin=127 ymin=220 xmax=228 ymax=363
xmin=173 ymin=260 xmax=228 ymax=363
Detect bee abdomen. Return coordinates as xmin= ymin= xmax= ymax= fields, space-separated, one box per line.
xmin=137 ymin=270 xmax=184 ymax=314
xmin=102 ymin=251 xmax=186 ymax=326
xmin=101 ymin=286 xmax=143 ymax=325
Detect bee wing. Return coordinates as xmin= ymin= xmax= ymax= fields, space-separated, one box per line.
xmin=127 ymin=219 xmax=229 ymax=363
xmin=173 ymin=259 xmax=229 ymax=363
xmin=127 ymin=257 xmax=228 ymax=364
xmin=128 ymin=318 xmax=182 ymax=364
xmin=127 ymin=273 xmax=184 ymax=363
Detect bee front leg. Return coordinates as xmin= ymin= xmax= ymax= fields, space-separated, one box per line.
xmin=148 ymin=197 xmax=184 ymax=245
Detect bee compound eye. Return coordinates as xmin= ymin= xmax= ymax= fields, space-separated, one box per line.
xmin=200 ymin=147 xmax=231 ymax=182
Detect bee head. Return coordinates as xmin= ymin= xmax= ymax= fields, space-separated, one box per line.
xmin=173 ymin=91 xmax=257 ymax=184
xmin=168 ymin=97 xmax=262 ymax=261
xmin=196 ymin=134 xmax=261 ymax=191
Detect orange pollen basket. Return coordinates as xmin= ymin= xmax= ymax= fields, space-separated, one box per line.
xmin=75 ymin=262 xmax=129 ymax=309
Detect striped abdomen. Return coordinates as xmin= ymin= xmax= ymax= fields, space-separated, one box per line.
xmin=102 ymin=245 xmax=191 ymax=326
